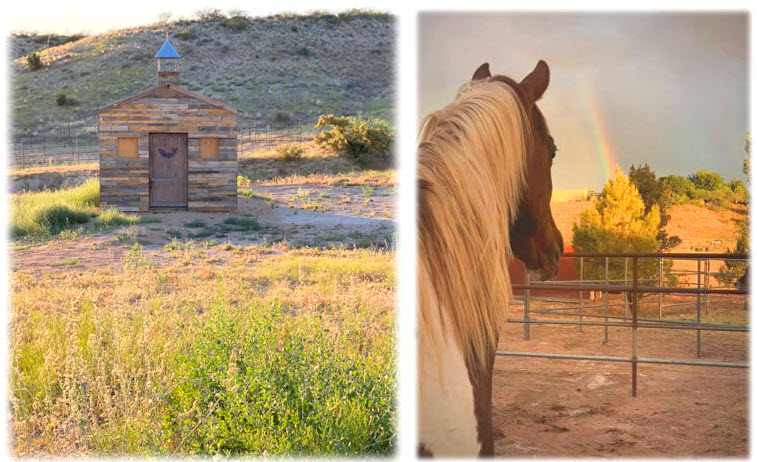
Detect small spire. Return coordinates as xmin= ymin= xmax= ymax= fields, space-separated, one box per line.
xmin=155 ymin=40 xmax=180 ymax=58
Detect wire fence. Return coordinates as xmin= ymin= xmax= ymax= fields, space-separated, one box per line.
xmin=501 ymin=252 xmax=749 ymax=397
xmin=10 ymin=120 xmax=307 ymax=168
xmin=237 ymin=121 xmax=305 ymax=157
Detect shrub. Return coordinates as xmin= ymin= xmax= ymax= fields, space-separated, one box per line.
xmin=275 ymin=143 xmax=304 ymax=161
xmin=223 ymin=15 xmax=248 ymax=31
xmin=64 ymin=33 xmax=85 ymax=44
xmin=688 ymin=169 xmax=724 ymax=191
xmin=237 ymin=175 xmax=251 ymax=188
xmin=272 ymin=110 xmax=292 ymax=125
xmin=296 ymin=46 xmax=312 ymax=57
xmin=175 ymin=28 xmax=197 ymax=40
xmin=729 ymin=179 xmax=749 ymax=204
xmin=194 ymin=7 xmax=225 ymax=21
xmin=56 ymin=92 xmax=67 ymax=106
xmin=314 ymin=114 xmax=394 ymax=162
xmin=26 ymin=52 xmax=42 ymax=71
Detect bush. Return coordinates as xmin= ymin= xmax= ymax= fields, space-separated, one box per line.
xmin=314 ymin=114 xmax=394 ymax=162
xmin=296 ymin=46 xmax=312 ymax=57
xmin=275 ymin=143 xmax=304 ymax=161
xmin=272 ymin=110 xmax=292 ymax=125
xmin=660 ymin=175 xmax=696 ymax=204
xmin=223 ymin=15 xmax=248 ymax=31
xmin=688 ymin=169 xmax=724 ymax=191
xmin=26 ymin=52 xmax=42 ymax=71
xmin=175 ymin=28 xmax=197 ymax=40
xmin=56 ymin=92 xmax=67 ymax=106
xmin=194 ymin=7 xmax=224 ymax=21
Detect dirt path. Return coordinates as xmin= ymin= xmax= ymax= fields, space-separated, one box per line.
xmin=11 ymin=187 xmax=396 ymax=274
xmin=252 ymin=183 xmax=395 ymax=220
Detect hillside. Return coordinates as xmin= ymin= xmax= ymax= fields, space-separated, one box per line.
xmin=551 ymin=197 xmax=743 ymax=252
xmin=10 ymin=12 xmax=394 ymax=135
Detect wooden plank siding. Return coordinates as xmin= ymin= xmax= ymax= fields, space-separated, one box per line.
xmin=97 ymin=86 xmax=238 ymax=212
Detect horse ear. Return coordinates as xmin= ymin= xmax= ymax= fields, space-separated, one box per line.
xmin=472 ymin=62 xmax=491 ymax=81
xmin=520 ymin=60 xmax=550 ymax=103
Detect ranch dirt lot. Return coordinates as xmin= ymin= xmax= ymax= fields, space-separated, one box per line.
xmin=492 ymin=296 xmax=748 ymax=457
xmin=11 ymin=186 xmax=395 ymax=274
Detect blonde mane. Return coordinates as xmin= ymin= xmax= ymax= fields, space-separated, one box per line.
xmin=418 ymin=78 xmax=531 ymax=371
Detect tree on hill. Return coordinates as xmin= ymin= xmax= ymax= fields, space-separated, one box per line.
xmin=715 ymin=218 xmax=749 ymax=287
xmin=628 ymin=163 xmax=681 ymax=250
xmin=573 ymin=168 xmax=664 ymax=283
xmin=717 ymin=132 xmax=751 ymax=287
xmin=26 ymin=52 xmax=42 ymax=71
xmin=688 ymin=169 xmax=724 ymax=191
xmin=628 ymin=163 xmax=663 ymax=214
xmin=740 ymin=132 xmax=751 ymax=204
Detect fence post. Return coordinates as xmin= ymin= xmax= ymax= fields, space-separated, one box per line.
xmin=704 ymin=259 xmax=710 ymax=315
xmin=696 ymin=259 xmax=702 ymax=357
xmin=603 ymin=256 xmax=609 ymax=344
xmin=524 ymin=265 xmax=530 ymax=340
xmin=267 ymin=124 xmax=271 ymax=150
xmin=298 ymin=119 xmax=302 ymax=143
xmin=658 ymin=257 xmax=663 ymax=319
xmin=578 ymin=257 xmax=584 ymax=332
xmin=624 ymin=257 xmax=629 ymax=318
xmin=21 ymin=141 xmax=25 ymax=168
xmin=631 ymin=256 xmax=639 ymax=397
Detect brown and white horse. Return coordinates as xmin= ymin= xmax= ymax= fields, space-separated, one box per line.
xmin=418 ymin=61 xmax=563 ymax=457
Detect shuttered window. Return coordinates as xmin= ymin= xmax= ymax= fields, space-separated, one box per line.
xmin=199 ymin=138 xmax=219 ymax=158
xmin=118 ymin=137 xmax=139 ymax=158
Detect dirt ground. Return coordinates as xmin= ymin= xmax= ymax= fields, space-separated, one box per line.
xmin=492 ymin=298 xmax=749 ymax=457
xmin=11 ymin=185 xmax=395 ymax=274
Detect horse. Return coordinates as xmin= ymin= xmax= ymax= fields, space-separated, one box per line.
xmin=418 ymin=60 xmax=564 ymax=457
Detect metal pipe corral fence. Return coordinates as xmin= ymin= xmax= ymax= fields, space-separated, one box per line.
xmin=503 ymin=252 xmax=749 ymax=397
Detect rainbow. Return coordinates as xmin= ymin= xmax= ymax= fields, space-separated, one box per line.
xmin=582 ymin=85 xmax=620 ymax=181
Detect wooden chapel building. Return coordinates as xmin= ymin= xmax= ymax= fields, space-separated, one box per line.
xmin=94 ymin=39 xmax=238 ymax=212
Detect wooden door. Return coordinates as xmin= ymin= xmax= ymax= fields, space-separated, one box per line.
xmin=149 ymin=133 xmax=188 ymax=207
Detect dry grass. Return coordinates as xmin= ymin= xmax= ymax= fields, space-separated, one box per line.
xmin=239 ymin=143 xmax=395 ymax=187
xmin=10 ymin=245 xmax=396 ymax=456
xmin=10 ymin=162 xmax=99 ymax=177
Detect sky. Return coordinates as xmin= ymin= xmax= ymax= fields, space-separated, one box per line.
xmin=419 ymin=13 xmax=749 ymax=191
xmin=7 ymin=1 xmax=377 ymax=35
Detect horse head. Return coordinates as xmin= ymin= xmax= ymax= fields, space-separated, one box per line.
xmin=472 ymin=61 xmax=564 ymax=281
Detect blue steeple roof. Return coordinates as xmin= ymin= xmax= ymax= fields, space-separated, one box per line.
xmin=155 ymin=40 xmax=180 ymax=58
